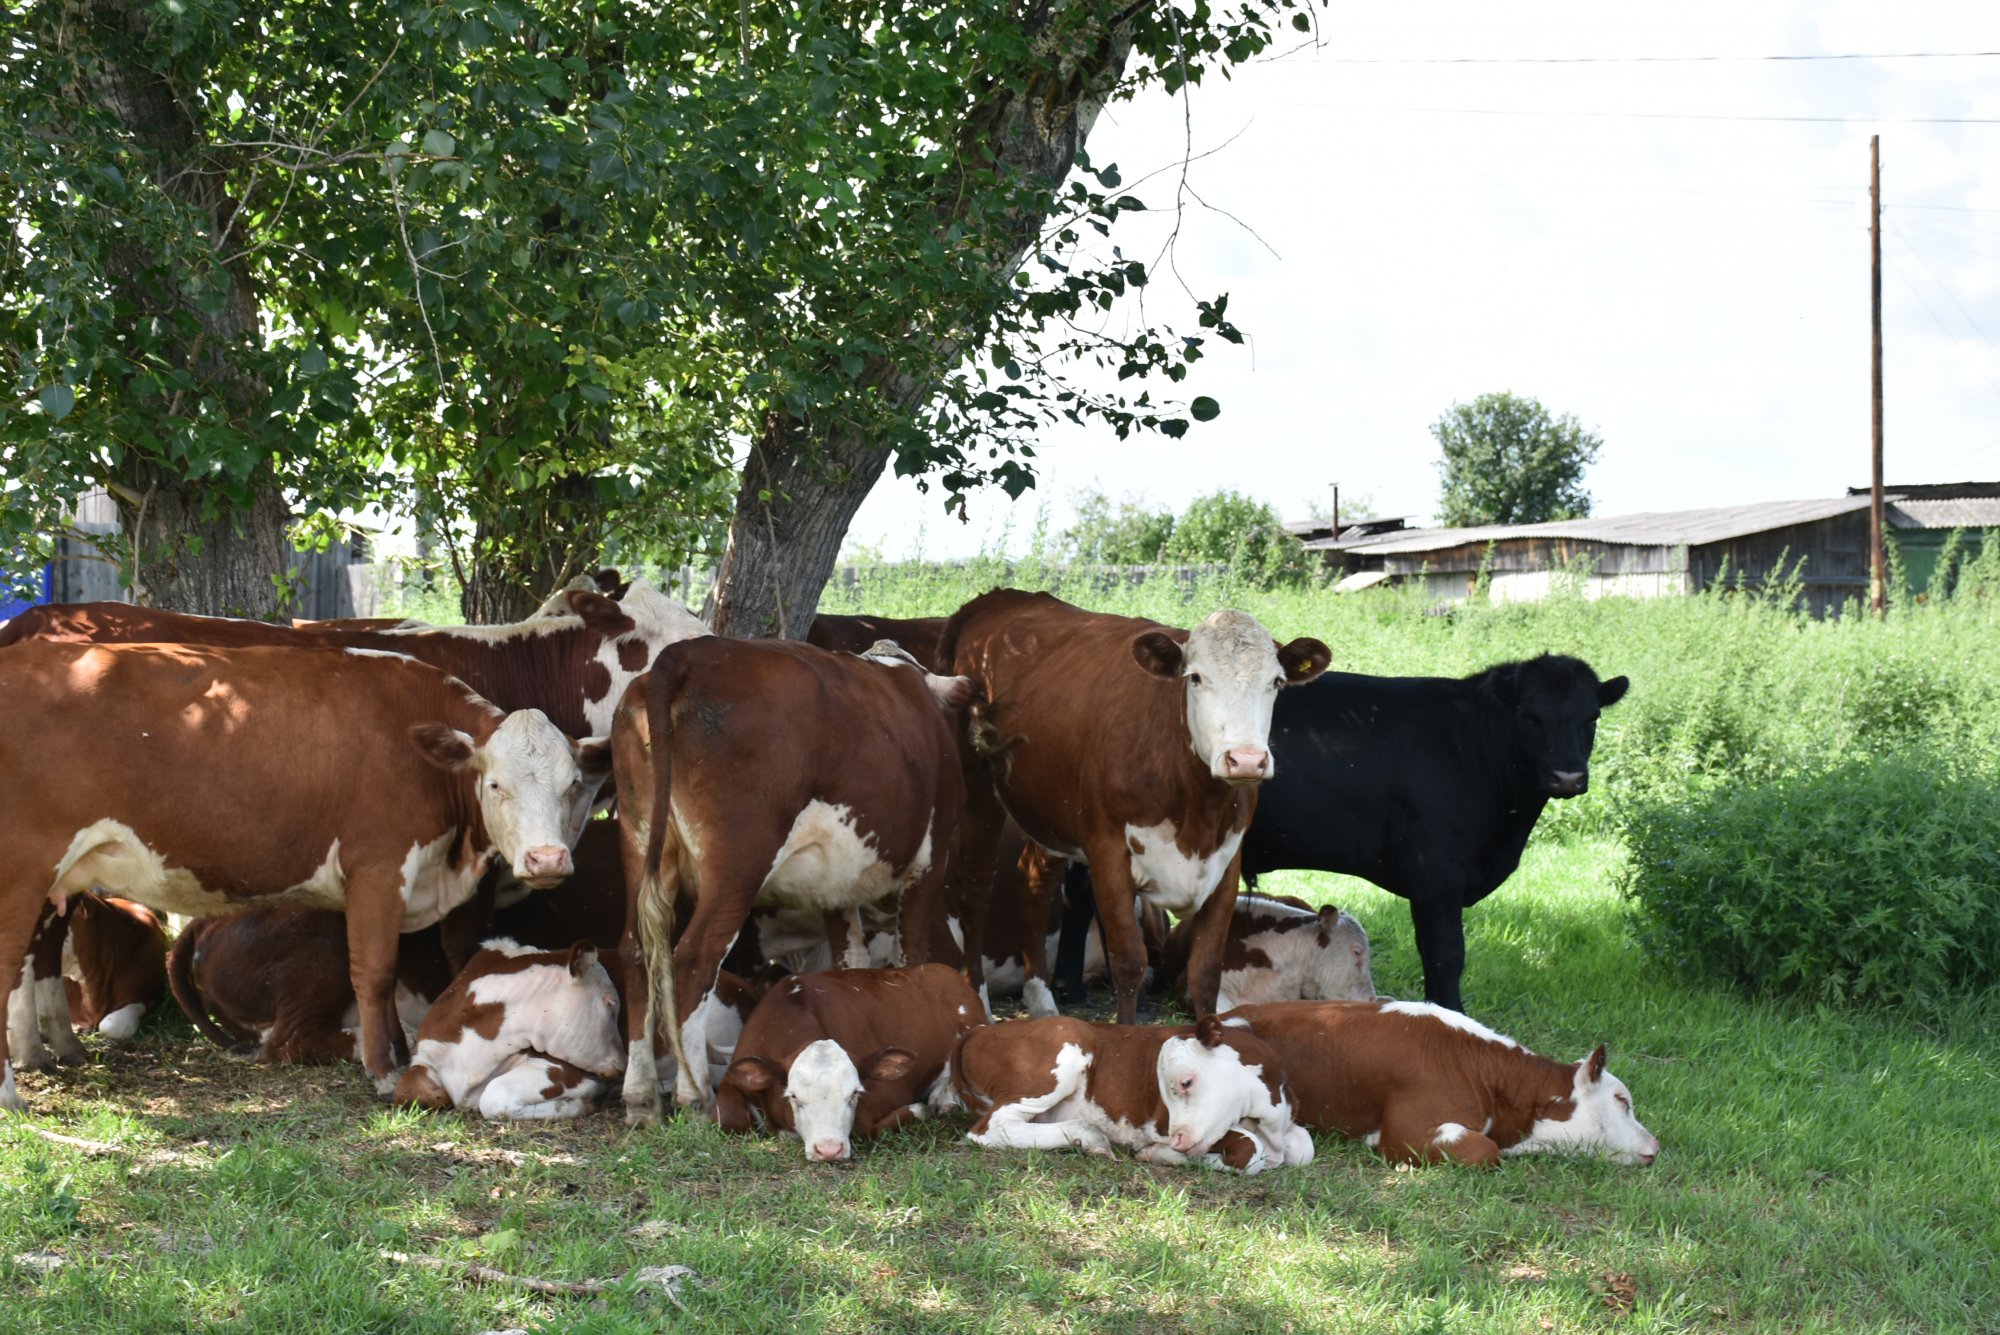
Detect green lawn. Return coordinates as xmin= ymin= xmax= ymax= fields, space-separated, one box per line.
xmin=4 ymin=837 xmax=1995 ymax=1333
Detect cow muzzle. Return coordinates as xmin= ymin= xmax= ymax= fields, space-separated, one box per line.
xmin=1219 ymin=747 xmax=1272 ymax=784
xmin=1548 ymin=770 xmax=1588 ymax=797
xmin=1169 ymin=1128 xmax=1202 ymax=1154
xmin=517 ymin=845 xmax=574 ymax=886
xmin=809 ymin=1139 xmax=851 ymax=1163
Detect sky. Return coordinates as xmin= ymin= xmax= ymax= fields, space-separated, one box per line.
xmin=844 ymin=1 xmax=2000 ymax=559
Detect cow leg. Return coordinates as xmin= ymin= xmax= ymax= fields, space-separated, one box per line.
xmin=343 ymin=882 xmax=411 ymax=1093
xmin=7 ymin=957 xmax=52 ymax=1073
xmin=0 ymin=895 xmax=48 ymax=1112
xmin=1016 ymin=847 xmax=1064 ymax=1019
xmin=665 ymin=892 xmax=749 ymax=1110
xmin=824 ymin=908 xmax=869 ymax=970
xmin=1409 ymin=895 xmax=1468 ymax=1012
xmin=969 ymin=1101 xmax=1114 ymax=1157
xmin=437 ymin=878 xmax=497 ymax=974
xmin=896 ymin=852 xmax=951 ymax=971
xmin=946 ymin=773 xmax=1006 ymax=1017
xmin=1051 ymin=862 xmax=1097 ymax=1004
xmin=262 ymin=995 xmax=364 ymax=1066
xmin=1377 ymin=1108 xmax=1499 ymax=1167
xmin=1181 ymin=851 xmax=1243 ymax=1019
xmin=30 ymin=905 xmax=87 ymax=1065
xmin=1082 ymin=839 xmax=1150 ymax=1026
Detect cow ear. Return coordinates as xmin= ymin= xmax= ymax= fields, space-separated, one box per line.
xmin=566 ymin=589 xmax=636 ymax=636
xmin=860 ymin=1047 xmax=919 ymax=1083
xmin=593 ymin=567 xmax=627 ymax=597
xmin=1598 ymin=675 xmax=1630 ymax=708
xmin=1132 ymin=630 xmax=1184 ymax=679
xmin=564 ymin=941 xmax=599 ymax=979
xmin=1194 ymin=1014 xmax=1230 ymax=1047
xmin=713 ymin=1082 xmax=755 ymax=1133
xmin=1315 ymin=905 xmax=1342 ymax=942
xmin=574 ymin=737 xmax=615 ymax=779
xmin=724 ymin=1056 xmax=780 ymax=1093
xmin=411 ymin=723 xmax=477 ymax=772
xmin=1583 ymin=1043 xmax=1608 ymax=1083
xmin=1276 ymin=637 xmax=1332 ymax=685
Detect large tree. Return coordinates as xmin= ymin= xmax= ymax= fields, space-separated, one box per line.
xmin=7 ymin=1 xmax=1313 ymax=624
xmin=1432 ymin=391 xmax=1602 ymax=528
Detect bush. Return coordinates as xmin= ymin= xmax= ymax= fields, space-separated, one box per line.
xmin=1617 ymin=755 xmax=2000 ymax=1011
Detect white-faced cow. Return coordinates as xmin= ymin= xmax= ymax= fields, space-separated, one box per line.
xmin=715 ymin=964 xmax=987 ymax=1162
xmin=616 ymin=637 xmax=970 ymax=1121
xmin=0 ymin=642 xmax=611 ymax=1111
xmin=937 ymin=589 xmax=1330 ymax=1024
xmin=391 ymin=939 xmax=625 ymax=1120
xmin=1226 ymin=999 xmax=1659 ymax=1167
xmin=952 ymin=1014 xmax=1315 ymax=1174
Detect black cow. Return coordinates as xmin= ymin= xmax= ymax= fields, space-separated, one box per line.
xmin=1055 ymin=654 xmax=1627 ymax=1013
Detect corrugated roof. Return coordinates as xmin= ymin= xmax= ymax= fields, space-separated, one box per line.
xmin=1887 ymin=498 xmax=2000 ymax=529
xmin=1305 ymin=495 xmax=1878 ymax=556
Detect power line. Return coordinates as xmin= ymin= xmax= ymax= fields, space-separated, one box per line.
xmin=1289 ymin=103 xmax=2000 ymax=126
xmin=1889 ymin=229 xmax=2000 ymax=355
xmin=1310 ymin=51 xmax=2000 ymax=66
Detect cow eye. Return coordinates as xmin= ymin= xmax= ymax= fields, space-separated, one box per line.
xmin=1188 ymin=672 xmax=1205 ymax=687
xmin=1615 ymin=1093 xmax=1630 ymax=1110
xmin=1178 ymin=1074 xmax=1195 ymax=1095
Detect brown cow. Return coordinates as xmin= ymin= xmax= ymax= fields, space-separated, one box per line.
xmin=806 ymin=614 xmax=947 ymax=670
xmin=7 ymin=894 xmax=168 ymax=1067
xmin=715 ymin=964 xmax=987 ymax=1161
xmin=951 ymin=1013 xmax=1315 ymax=1173
xmin=937 ymin=589 xmax=1330 ymax=1024
xmin=0 ymin=642 xmax=611 ymax=1111
xmin=1159 ymin=892 xmax=1374 ymax=1010
xmin=1224 ymin=1000 xmax=1660 ymax=1167
xmin=615 ymin=637 xmax=970 ymax=1122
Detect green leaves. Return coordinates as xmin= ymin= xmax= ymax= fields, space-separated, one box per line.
xmin=38 ymin=383 xmax=75 ymax=422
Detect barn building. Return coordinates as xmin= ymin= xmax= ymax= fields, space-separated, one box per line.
xmin=1301 ymin=483 xmax=2000 ymax=618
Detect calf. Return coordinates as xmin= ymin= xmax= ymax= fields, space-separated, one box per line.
xmin=1159 ymin=893 xmax=1373 ymax=1011
xmin=0 ymin=642 xmax=611 ymax=1110
xmin=392 ymin=940 xmax=625 ymax=1120
xmin=166 ymin=908 xmax=455 ymax=1065
xmin=938 ymin=589 xmax=1330 ymax=1025
xmin=8 ymin=894 xmax=168 ymax=1069
xmin=616 ymin=638 xmax=970 ymax=1120
xmin=1225 ymin=1000 xmax=1659 ymax=1167
xmin=716 ymin=964 xmax=987 ymax=1162
xmin=951 ymin=1014 xmax=1314 ymax=1174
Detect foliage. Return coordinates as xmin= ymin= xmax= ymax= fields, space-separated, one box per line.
xmin=1432 ymin=391 xmax=1602 ymax=527
xmin=1055 ymin=487 xmax=1309 ymax=588
xmin=1060 ymin=488 xmax=1177 ymax=566
xmin=1617 ymin=758 xmax=2000 ymax=1011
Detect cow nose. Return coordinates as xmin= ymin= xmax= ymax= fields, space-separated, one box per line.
xmin=1550 ymin=770 xmax=1587 ymax=795
xmin=1221 ymin=748 xmax=1271 ymax=781
xmin=520 ymin=846 xmax=573 ymax=880
xmin=1170 ymin=1130 xmax=1196 ymax=1153
xmin=810 ymin=1140 xmax=849 ymax=1163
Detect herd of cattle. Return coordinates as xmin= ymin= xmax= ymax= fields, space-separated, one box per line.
xmin=0 ymin=572 xmax=1656 ymax=1171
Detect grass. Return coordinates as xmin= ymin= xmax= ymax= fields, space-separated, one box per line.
xmin=6 ymin=838 xmax=1996 ymax=1334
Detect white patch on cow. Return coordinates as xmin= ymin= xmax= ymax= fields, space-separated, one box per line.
xmin=1120 ymin=820 xmax=1244 ymax=918
xmin=471 ymin=1052 xmax=603 ymax=1120
xmin=1381 ymin=999 xmax=1522 ymax=1050
xmin=1435 ymin=1122 xmax=1470 ymax=1146
xmin=945 ymin=915 xmax=965 ymax=953
xmin=758 ymin=802 xmax=915 ymax=911
xmin=396 ymin=831 xmax=487 ymax=931
xmin=578 ymin=582 xmax=708 ymax=736
xmin=473 ymin=710 xmax=608 ymax=884
xmin=1221 ymin=905 xmax=1374 ymax=1006
xmin=1506 ymin=1061 xmax=1660 ymax=1165
xmin=32 ymin=976 xmax=84 ymax=1062
xmin=47 ymin=821 xmax=227 ymax=917
xmin=1157 ymin=1034 xmax=1294 ymax=1160
xmin=703 ymin=995 xmax=751 ymax=1091
xmin=1481 ymin=1116 xmax=1494 ymax=1135
xmin=7 ymin=959 xmax=46 ymax=1070
xmin=926 ymin=1068 xmax=962 ymax=1116
xmin=977 ymin=982 xmax=993 ymax=1023
xmin=1363 ymin=1130 xmax=1382 ymax=1148
xmin=95 ymin=1002 xmax=147 ymax=1041
xmin=1177 ymin=609 xmax=1291 ymax=781
xmin=0 ymin=1059 xmax=21 ymax=1114
xmin=1022 ymin=977 xmax=1058 ymax=1020
xmin=837 ymin=908 xmax=870 ymax=970
xmin=674 ymin=966 xmax=738 ymax=1108
xmin=967 ymin=1041 xmax=1112 ymax=1156
xmin=343 ymin=647 xmax=422 ymax=663
xmin=784 ymin=1038 xmax=865 ymax=1163
xmin=411 ymin=952 xmax=624 ymax=1108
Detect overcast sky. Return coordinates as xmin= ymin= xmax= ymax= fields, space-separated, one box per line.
xmin=844 ymin=1 xmax=2000 ymax=559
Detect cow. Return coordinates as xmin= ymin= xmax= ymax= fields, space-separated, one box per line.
xmin=936 ymin=588 xmax=1331 ymax=1025
xmin=1157 ymin=892 xmax=1374 ymax=1011
xmin=616 ymin=637 xmax=971 ymax=1122
xmin=806 ymin=613 xmax=947 ymax=669
xmin=7 ymin=894 xmax=168 ymax=1068
xmin=391 ymin=939 xmax=625 ymax=1120
xmin=0 ymin=641 xmax=612 ymax=1112
xmin=1225 ymin=1000 xmax=1659 ymax=1167
xmin=166 ymin=908 xmax=456 ymax=1065
xmin=951 ymin=1013 xmax=1315 ymax=1174
xmin=714 ymin=964 xmax=987 ymax=1162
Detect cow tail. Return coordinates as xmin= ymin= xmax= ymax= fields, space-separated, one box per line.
xmin=635 ymin=646 xmax=691 ymax=1105
xmin=165 ymin=920 xmax=237 ymax=1051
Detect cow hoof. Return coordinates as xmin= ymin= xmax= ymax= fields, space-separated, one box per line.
xmin=624 ymin=1102 xmax=662 ymax=1129
xmin=13 ymin=1052 xmax=54 ymax=1074
xmin=54 ymin=1048 xmax=89 ymax=1068
xmin=372 ymin=1069 xmax=406 ymax=1099
xmin=223 ymin=1042 xmax=261 ymax=1062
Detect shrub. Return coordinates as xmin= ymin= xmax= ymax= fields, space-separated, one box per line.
xmin=1617 ymin=755 xmax=2000 ymax=1011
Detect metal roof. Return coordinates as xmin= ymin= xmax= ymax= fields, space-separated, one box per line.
xmin=1304 ymin=495 xmax=1880 ymax=556
xmin=1887 ymin=498 xmax=2000 ymax=529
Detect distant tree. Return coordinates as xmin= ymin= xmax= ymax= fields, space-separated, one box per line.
xmin=1432 ymin=392 xmax=1601 ymax=527
xmin=1061 ymin=488 xmax=1176 ymax=566
xmin=1163 ymin=489 xmax=1310 ymax=586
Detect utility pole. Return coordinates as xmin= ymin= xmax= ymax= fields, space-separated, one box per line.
xmin=1329 ymin=483 xmax=1340 ymax=539
xmin=1870 ymin=134 xmax=1886 ymax=617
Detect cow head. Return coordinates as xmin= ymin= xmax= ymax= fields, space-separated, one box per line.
xmin=1485 ymin=655 xmax=1628 ymax=798
xmin=1132 ymin=610 xmax=1331 ymax=784
xmin=1157 ymin=1015 xmax=1304 ymax=1162
xmin=1510 ymin=1045 xmax=1660 ymax=1166
xmin=1302 ymin=907 xmax=1375 ymax=1001
xmin=718 ymin=1039 xmax=923 ymax=1162
xmin=521 ymin=942 xmax=626 ymax=1079
xmin=412 ymin=710 xmax=614 ymax=888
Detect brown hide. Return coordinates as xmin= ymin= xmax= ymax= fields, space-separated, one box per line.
xmin=55 ymin=894 xmax=168 ymax=1032
xmin=0 ymin=641 xmax=524 ymax=1085
xmin=1225 ymin=1000 xmax=1583 ymax=1167
xmin=715 ymin=964 xmax=986 ymax=1139
xmin=806 ymin=614 xmax=948 ymax=671
xmin=615 ymin=637 xmax=965 ymax=1119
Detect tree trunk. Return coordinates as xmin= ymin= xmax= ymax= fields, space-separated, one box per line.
xmin=704 ymin=3 xmax=1137 ymax=638
xmin=110 ymin=464 xmax=294 ymax=618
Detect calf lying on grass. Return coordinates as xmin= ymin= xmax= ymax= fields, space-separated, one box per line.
xmin=1159 ymin=892 xmax=1373 ymax=1010
xmin=1226 ymin=1000 xmax=1659 ymax=1167
xmin=393 ymin=940 xmax=624 ymax=1120
xmin=9 ymin=894 xmax=169 ymax=1068
xmin=716 ymin=965 xmax=987 ymax=1162
xmin=951 ymin=1015 xmax=1314 ymax=1174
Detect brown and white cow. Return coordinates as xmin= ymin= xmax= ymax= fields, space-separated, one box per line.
xmin=715 ymin=964 xmax=987 ymax=1162
xmin=1160 ymin=893 xmax=1373 ymax=1011
xmin=938 ymin=589 xmax=1331 ymax=1024
xmin=615 ymin=637 xmax=971 ymax=1121
xmin=166 ymin=908 xmax=456 ymax=1065
xmin=1225 ymin=1000 xmax=1660 ymax=1167
xmin=391 ymin=939 xmax=625 ymax=1120
xmin=952 ymin=1013 xmax=1315 ymax=1173
xmin=0 ymin=642 xmax=611 ymax=1111
xmin=7 ymin=894 xmax=168 ymax=1068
